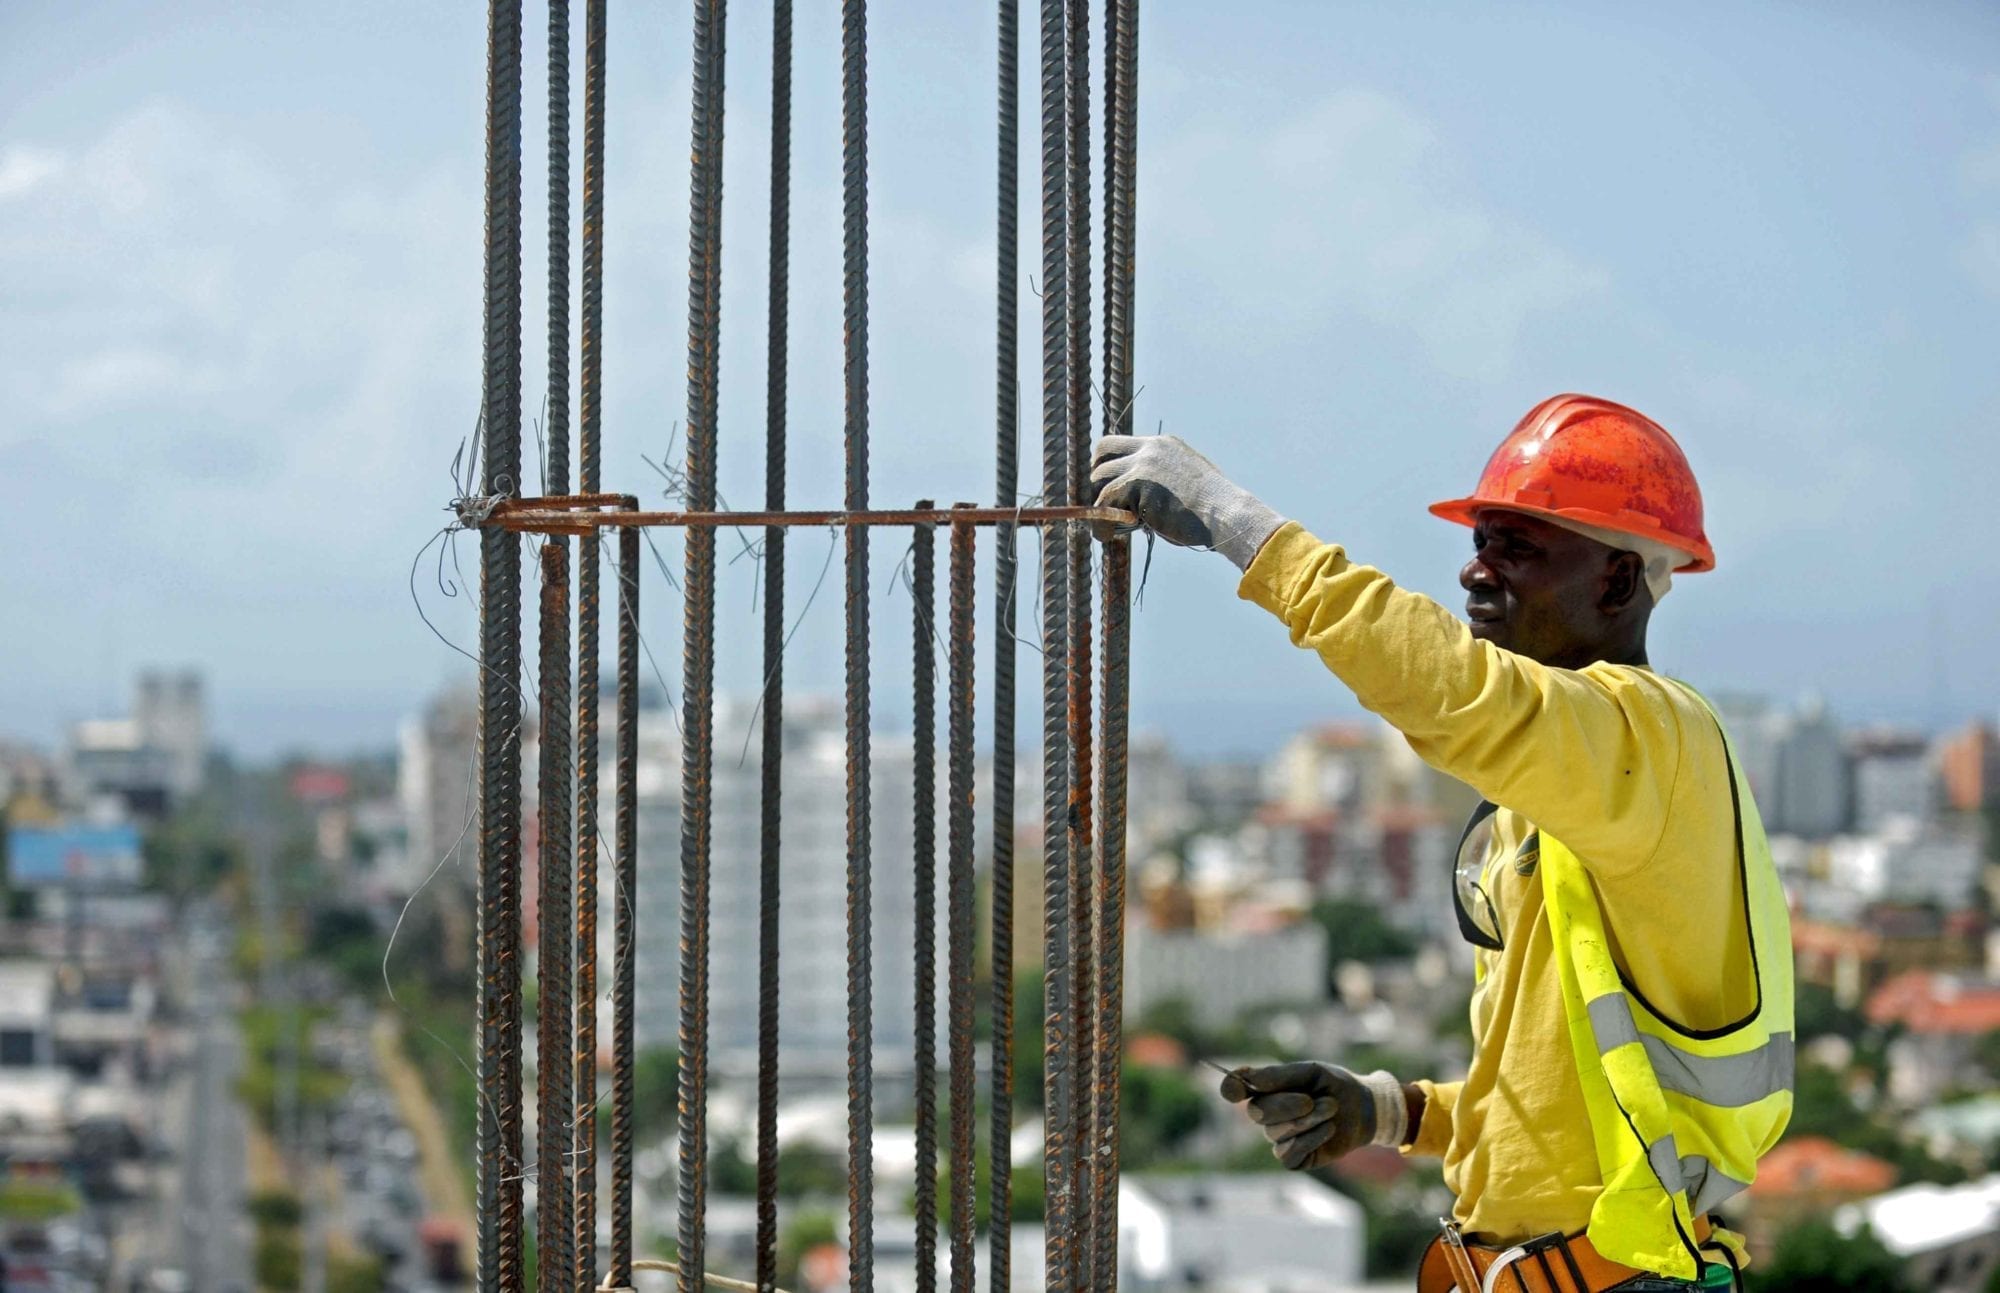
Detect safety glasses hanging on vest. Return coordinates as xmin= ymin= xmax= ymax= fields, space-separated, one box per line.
xmin=1452 ymin=799 xmax=1510 ymax=951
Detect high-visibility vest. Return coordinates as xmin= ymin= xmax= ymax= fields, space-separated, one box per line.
xmin=1538 ymin=699 xmax=1794 ymax=1281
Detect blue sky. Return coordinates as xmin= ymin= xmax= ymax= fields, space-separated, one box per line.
xmin=2 ymin=2 xmax=1997 ymax=757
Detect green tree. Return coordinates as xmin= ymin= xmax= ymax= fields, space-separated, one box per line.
xmin=1120 ymin=1064 xmax=1208 ymax=1168
xmin=1311 ymin=899 xmax=1417 ymax=975
xmin=633 ymin=1045 xmax=681 ymax=1137
xmin=1744 ymin=1219 xmax=1908 ymax=1293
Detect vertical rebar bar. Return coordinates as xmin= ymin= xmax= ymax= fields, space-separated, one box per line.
xmin=1100 ymin=0 xmax=1138 ymax=446
xmin=842 ymin=0 xmax=874 ymax=1288
xmin=987 ymin=1 xmax=1021 ymax=1285
xmin=1036 ymin=0 xmax=1075 ymax=1285
xmin=911 ymin=510 xmax=940 ymax=1293
xmin=756 ymin=5 xmax=792 ymax=1292
xmin=1091 ymin=536 xmax=1130 ymax=1287
xmin=946 ymin=510 xmax=979 ymax=1293
xmin=1094 ymin=0 xmax=1138 ymax=1283
xmin=1058 ymin=6 xmax=1097 ymax=1282
xmin=547 ymin=0 xmax=571 ymax=498
xmin=572 ymin=2 xmax=607 ymax=1283
xmin=476 ymin=0 xmax=527 ymax=1286
xmin=537 ymin=541 xmax=576 ymax=1293
xmin=680 ymin=2 xmax=726 ymax=1289
xmin=541 ymin=4 xmax=577 ymax=1288
xmin=608 ymin=521 xmax=640 ymax=1291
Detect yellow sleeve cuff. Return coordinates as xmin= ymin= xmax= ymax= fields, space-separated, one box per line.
xmin=1235 ymin=520 xmax=1344 ymax=613
xmin=1403 ymin=1078 xmax=1460 ymax=1159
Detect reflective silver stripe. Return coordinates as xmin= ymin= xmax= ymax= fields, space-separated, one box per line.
xmin=1647 ymin=1133 xmax=1685 ymax=1192
xmin=1586 ymin=992 xmax=1794 ymax=1108
xmin=1681 ymin=1155 xmax=1751 ymax=1215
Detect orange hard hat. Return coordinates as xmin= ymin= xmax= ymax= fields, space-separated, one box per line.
xmin=1429 ymin=393 xmax=1715 ymax=573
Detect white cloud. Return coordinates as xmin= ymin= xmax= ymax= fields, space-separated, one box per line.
xmin=0 ymin=146 xmax=65 ymax=201
xmin=1148 ymin=87 xmax=1609 ymax=381
xmin=0 ymin=100 xmax=479 ymax=579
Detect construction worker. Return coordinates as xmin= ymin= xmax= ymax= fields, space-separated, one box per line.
xmin=1090 ymin=395 xmax=1793 ymax=1293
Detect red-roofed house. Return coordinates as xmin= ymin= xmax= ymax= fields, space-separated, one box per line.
xmin=1741 ymin=1137 xmax=1898 ymax=1249
xmin=1868 ymin=972 xmax=2000 ymax=1104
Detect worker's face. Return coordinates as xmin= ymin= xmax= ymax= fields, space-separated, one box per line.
xmin=1460 ymin=511 xmax=1636 ymax=668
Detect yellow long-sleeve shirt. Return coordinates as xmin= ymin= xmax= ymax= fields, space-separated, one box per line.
xmin=1239 ymin=523 xmax=1756 ymax=1245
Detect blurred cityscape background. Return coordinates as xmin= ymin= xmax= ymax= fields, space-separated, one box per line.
xmin=2 ymin=668 xmax=1997 ymax=1290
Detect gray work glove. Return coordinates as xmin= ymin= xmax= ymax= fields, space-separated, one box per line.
xmin=1219 ymin=1062 xmax=1408 ymax=1170
xmin=1088 ymin=435 xmax=1287 ymax=571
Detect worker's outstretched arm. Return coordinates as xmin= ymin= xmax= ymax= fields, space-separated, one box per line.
xmin=1093 ymin=436 xmax=1687 ymax=874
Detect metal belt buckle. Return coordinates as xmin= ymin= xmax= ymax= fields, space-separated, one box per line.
xmin=1484 ymin=1231 xmax=1592 ymax=1293
xmin=1437 ymin=1220 xmax=1483 ymax=1293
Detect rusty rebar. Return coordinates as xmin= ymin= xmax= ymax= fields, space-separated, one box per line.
xmin=756 ymin=4 xmax=792 ymax=1291
xmin=537 ymin=540 xmax=576 ymax=1293
xmin=1091 ymin=536 xmax=1130 ymax=1285
xmin=679 ymin=1 xmax=726 ymax=1288
xmin=1059 ymin=3 xmax=1096 ymax=1276
xmin=481 ymin=503 xmax=1131 ymax=534
xmin=608 ymin=522 xmax=639 ymax=1290
xmin=842 ymin=0 xmax=875 ymax=1288
xmin=1036 ymin=0 xmax=1076 ymax=1284
xmin=912 ymin=510 xmax=940 ymax=1293
xmin=1092 ymin=0 xmax=1138 ymax=1282
xmin=572 ymin=0 xmax=607 ymax=1283
xmin=476 ymin=0 xmax=527 ymax=1286
xmin=947 ymin=510 xmax=979 ymax=1293
xmin=987 ymin=0 xmax=1020 ymax=1284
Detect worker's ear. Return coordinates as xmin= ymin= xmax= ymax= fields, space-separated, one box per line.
xmin=1601 ymin=550 xmax=1644 ymax=615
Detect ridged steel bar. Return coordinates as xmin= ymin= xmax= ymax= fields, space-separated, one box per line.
xmin=486 ymin=504 xmax=1129 ymax=533
xmin=1059 ymin=6 xmax=1096 ymax=1283
xmin=543 ymin=2 xmax=578 ymax=1287
xmin=1100 ymin=0 xmax=1137 ymax=442
xmin=1093 ymin=0 xmax=1138 ymax=1283
xmin=841 ymin=0 xmax=874 ymax=1288
xmin=679 ymin=1 xmax=726 ymax=1288
xmin=537 ymin=541 xmax=576 ymax=1293
xmin=756 ymin=4 xmax=792 ymax=1291
xmin=475 ymin=0 xmax=527 ymax=1285
xmin=572 ymin=1 xmax=607 ymax=1283
xmin=547 ymin=0 xmax=571 ymax=497
xmin=946 ymin=511 xmax=979 ymax=1293
xmin=911 ymin=510 xmax=940 ymax=1293
xmin=986 ymin=1 xmax=1020 ymax=1283
xmin=1090 ymin=537 xmax=1130 ymax=1287
xmin=1035 ymin=0 xmax=1075 ymax=1283
xmin=608 ymin=522 xmax=640 ymax=1290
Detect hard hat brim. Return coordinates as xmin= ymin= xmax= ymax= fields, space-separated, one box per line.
xmin=1428 ymin=496 xmax=1716 ymax=574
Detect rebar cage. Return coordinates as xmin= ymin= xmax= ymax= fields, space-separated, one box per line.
xmin=460 ymin=0 xmax=1139 ymax=1290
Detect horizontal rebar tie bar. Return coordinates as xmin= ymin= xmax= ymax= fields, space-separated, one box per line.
xmin=469 ymin=495 xmax=1135 ymax=533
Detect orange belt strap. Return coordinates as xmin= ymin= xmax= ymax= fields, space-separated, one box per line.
xmin=1417 ymin=1218 xmax=1715 ymax=1293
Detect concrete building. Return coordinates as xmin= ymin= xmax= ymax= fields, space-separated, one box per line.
xmin=622 ymin=694 xmax=926 ymax=1079
xmin=1772 ymin=696 xmax=1850 ymax=838
xmin=63 ymin=670 xmax=207 ymax=817
xmin=1836 ymin=1175 xmax=2000 ymax=1293
xmin=1124 ymin=917 xmax=1327 ymax=1027
xmin=1826 ymin=820 xmax=1983 ymax=908
xmin=1119 ymin=1173 xmax=1365 ymax=1292
xmin=134 ymin=669 xmax=205 ymax=797
xmin=1941 ymin=722 xmax=2000 ymax=814
xmin=1851 ymin=729 xmax=1937 ymax=833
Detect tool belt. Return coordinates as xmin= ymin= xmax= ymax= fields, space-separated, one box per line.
xmin=1417 ymin=1217 xmax=1726 ymax=1293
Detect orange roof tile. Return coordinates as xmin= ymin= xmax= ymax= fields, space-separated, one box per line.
xmin=1866 ymin=971 xmax=2000 ymax=1034
xmin=1750 ymin=1136 xmax=1897 ymax=1198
